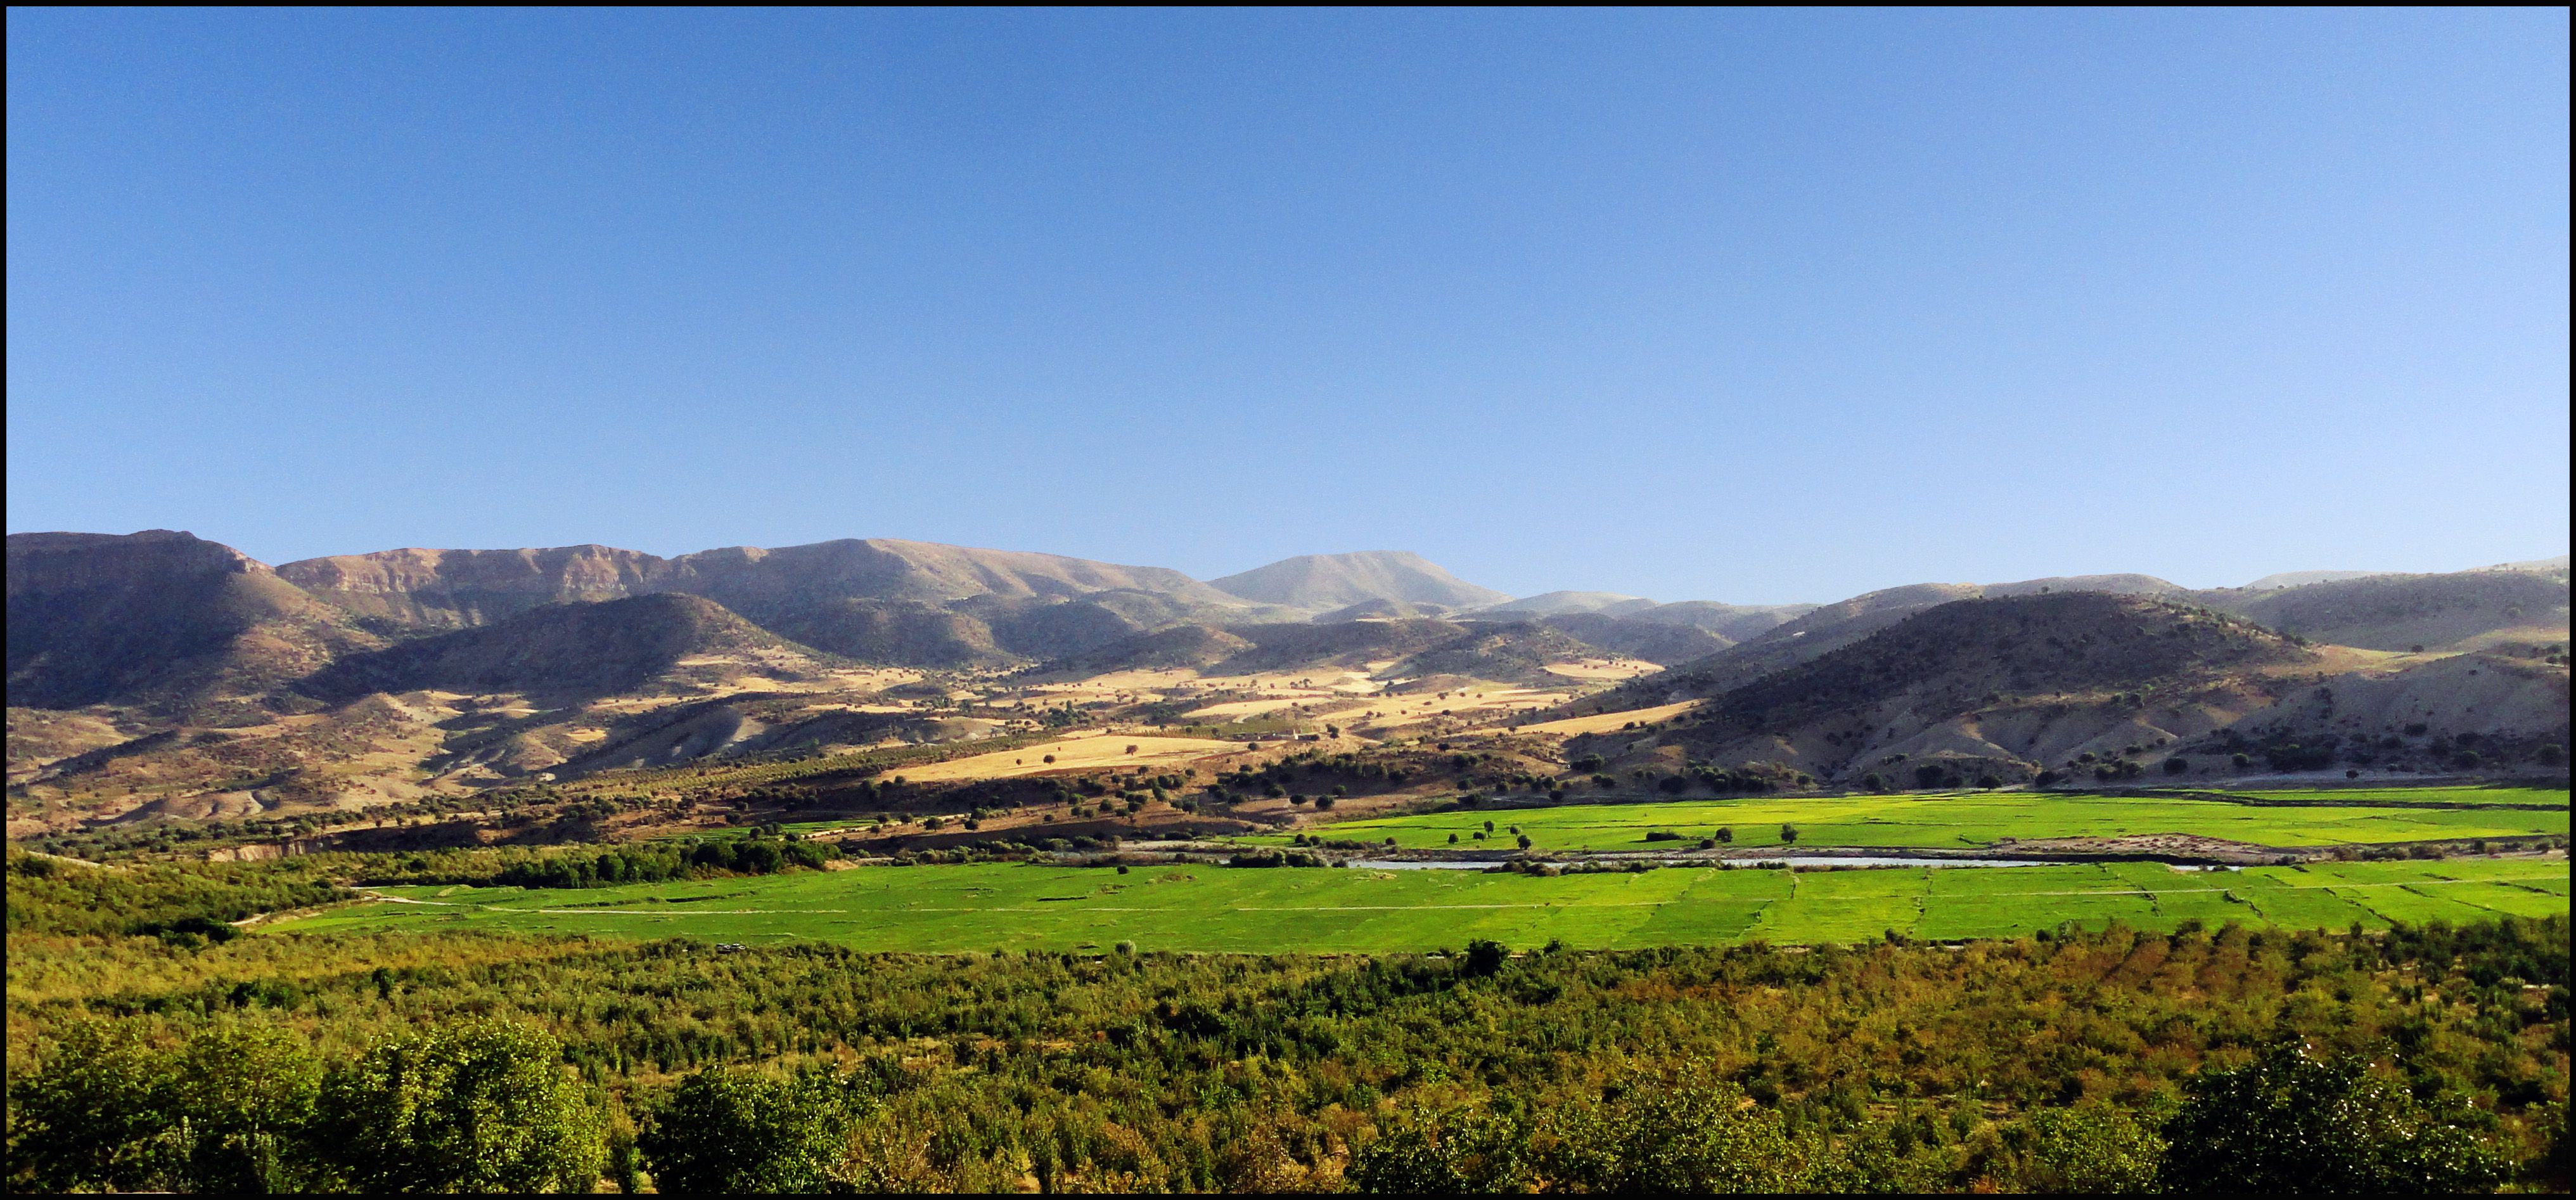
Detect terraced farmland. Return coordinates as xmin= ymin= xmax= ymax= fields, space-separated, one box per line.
xmin=276 ymin=853 xmax=2569 ymax=953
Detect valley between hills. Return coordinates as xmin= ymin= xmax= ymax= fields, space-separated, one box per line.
xmin=5 ymin=530 xmax=2566 ymax=865
xmin=9 ymin=530 xmax=2570 ymax=1193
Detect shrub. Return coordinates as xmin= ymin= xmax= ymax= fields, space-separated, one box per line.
xmin=641 ymin=1066 xmax=871 ymax=1193
xmin=2011 ymin=1105 xmax=2165 ymax=1194
xmin=318 ymin=1021 xmax=605 ymax=1194
xmin=2156 ymin=1040 xmax=2511 ymax=1193
xmin=1542 ymin=1070 xmax=1795 ymax=1192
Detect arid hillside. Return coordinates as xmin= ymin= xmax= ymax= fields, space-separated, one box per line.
xmin=1208 ymin=550 xmax=1511 ymax=611
xmin=1475 ymin=590 xmax=1654 ymax=617
xmin=1210 ymin=619 xmax=1473 ymax=674
xmin=299 ymin=593 xmax=847 ymax=702
xmin=1533 ymin=614 xmax=1730 ymax=666
xmin=2205 ymin=569 xmax=2571 ymax=652
xmin=7 ymin=531 xmax=384 ymax=719
xmin=1582 ymin=594 xmax=2322 ymax=784
xmin=1383 ymin=621 xmax=1614 ymax=687
xmin=282 ymin=538 xmax=1271 ymax=639
xmin=10 ymin=528 xmax=2565 ymax=846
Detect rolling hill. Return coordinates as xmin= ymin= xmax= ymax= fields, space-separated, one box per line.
xmin=300 ymin=593 xmax=846 ymax=701
xmin=1207 ymin=551 xmax=1510 ymax=612
xmin=2204 ymin=568 xmax=2570 ymax=652
xmin=1383 ymin=621 xmax=1609 ymax=687
xmin=7 ymin=531 xmax=384 ymax=718
xmin=281 ymin=537 xmax=1266 ymax=645
xmin=1594 ymin=593 xmax=2321 ymax=784
xmin=1532 ymin=614 xmax=1731 ymax=666
xmin=1475 ymin=590 xmax=1655 ymax=617
xmin=11 ymin=527 xmax=2565 ymax=837
xmin=1208 ymin=618 xmax=1474 ymax=674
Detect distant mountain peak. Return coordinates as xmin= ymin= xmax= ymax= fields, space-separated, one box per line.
xmin=1474 ymin=590 xmax=1655 ymax=618
xmin=2240 ymin=569 xmax=2388 ymax=591
xmin=1207 ymin=550 xmax=1510 ymax=611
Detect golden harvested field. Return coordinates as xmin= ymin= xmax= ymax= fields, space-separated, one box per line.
xmin=1347 ymin=687 xmax=1572 ymax=729
xmin=1521 ymin=700 xmax=1705 ymax=736
xmin=1542 ymin=659 xmax=1663 ymax=681
xmin=883 ymin=733 xmax=1242 ymax=782
xmin=1184 ymin=697 xmax=1314 ymax=718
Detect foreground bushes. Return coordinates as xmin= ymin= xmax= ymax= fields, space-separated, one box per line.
xmin=8 ymin=1021 xmax=600 ymax=1193
xmin=3 ymin=849 xmax=348 ymax=943
xmin=9 ymin=1022 xmax=2537 ymax=1193
xmin=6 ymin=915 xmax=2565 ymax=1192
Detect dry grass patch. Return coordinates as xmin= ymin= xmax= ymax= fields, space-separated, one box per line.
xmin=1543 ymin=659 xmax=1663 ymax=681
xmin=885 ymin=733 xmax=1241 ymax=782
xmin=1520 ymin=700 xmax=1705 ymax=737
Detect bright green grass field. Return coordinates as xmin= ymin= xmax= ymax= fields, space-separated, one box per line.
xmin=273 ymin=856 xmax=2570 ymax=953
xmin=2234 ymin=787 xmax=2570 ymax=806
xmin=1285 ymin=789 xmax=2570 ymax=853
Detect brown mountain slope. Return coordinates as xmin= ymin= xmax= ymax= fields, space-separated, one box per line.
xmin=1383 ymin=621 xmax=1609 ymax=687
xmin=2222 ymin=651 xmax=2571 ymax=751
xmin=1046 ymin=624 xmax=1257 ymax=674
xmin=755 ymin=598 xmax=1008 ymax=668
xmin=1210 ymin=619 xmax=1471 ymax=674
xmin=1314 ymin=599 xmax=1459 ymax=623
xmin=1587 ymin=594 xmax=2321 ymax=784
xmin=1207 ymin=551 xmax=1510 ymax=611
xmin=1582 ymin=583 xmax=1987 ymax=709
xmin=272 ymin=545 xmax=664 ymax=629
xmin=670 ymin=538 xmax=1249 ymax=612
xmin=1534 ymin=614 xmax=1729 ymax=666
xmin=1475 ymin=591 xmax=1654 ymax=617
xmin=279 ymin=537 xmax=1257 ymax=635
xmin=7 ymin=531 xmax=383 ymax=718
xmin=2203 ymin=569 xmax=2570 ymax=652
xmin=300 ymin=593 xmax=845 ymax=701
xmin=1578 ymin=576 xmax=2227 ymax=716
xmin=1618 ymin=600 xmax=1816 ymax=641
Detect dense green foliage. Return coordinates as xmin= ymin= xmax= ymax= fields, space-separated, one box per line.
xmin=8 ymin=912 xmax=2565 ymax=1191
xmin=477 ymin=834 xmax=837 ymax=889
xmin=316 ymin=1019 xmax=605 ymax=1192
xmin=2156 ymin=1040 xmax=2513 ymax=1192
xmin=638 ymin=1066 xmax=875 ymax=1192
xmin=2 ymin=849 xmax=348 ymax=943
xmin=7 ymin=1019 xmax=599 ymax=1193
xmin=6 ymin=787 xmax=2569 ymax=1191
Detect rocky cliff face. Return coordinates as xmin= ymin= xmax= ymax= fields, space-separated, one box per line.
xmin=7 ymin=529 xmax=268 ymax=597
xmin=6 ymin=530 xmax=381 ymax=715
xmin=278 ymin=537 xmax=1254 ymax=635
xmin=276 ymin=545 xmax=667 ymax=628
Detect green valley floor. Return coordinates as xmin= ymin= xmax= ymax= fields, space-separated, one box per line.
xmin=274 ymin=853 xmax=2570 ymax=953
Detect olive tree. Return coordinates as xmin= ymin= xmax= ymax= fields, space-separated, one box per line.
xmin=318 ymin=1019 xmax=605 ymax=1193
xmin=639 ymin=1066 xmax=871 ymax=1192
xmin=2157 ymin=1040 xmax=2511 ymax=1193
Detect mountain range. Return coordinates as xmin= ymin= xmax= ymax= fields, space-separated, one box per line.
xmin=6 ymin=529 xmax=2566 ymax=834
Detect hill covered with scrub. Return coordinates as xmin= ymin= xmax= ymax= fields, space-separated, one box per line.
xmin=6 ymin=528 xmax=2566 ymax=842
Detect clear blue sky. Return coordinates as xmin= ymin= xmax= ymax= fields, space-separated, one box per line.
xmin=9 ymin=10 xmax=2567 ymax=603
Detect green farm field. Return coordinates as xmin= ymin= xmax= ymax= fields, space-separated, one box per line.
xmin=272 ymin=854 xmax=2570 ymax=953
xmin=1286 ymin=787 xmax=2571 ymax=853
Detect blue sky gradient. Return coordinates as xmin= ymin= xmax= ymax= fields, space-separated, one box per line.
xmin=8 ymin=10 xmax=2566 ymax=602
